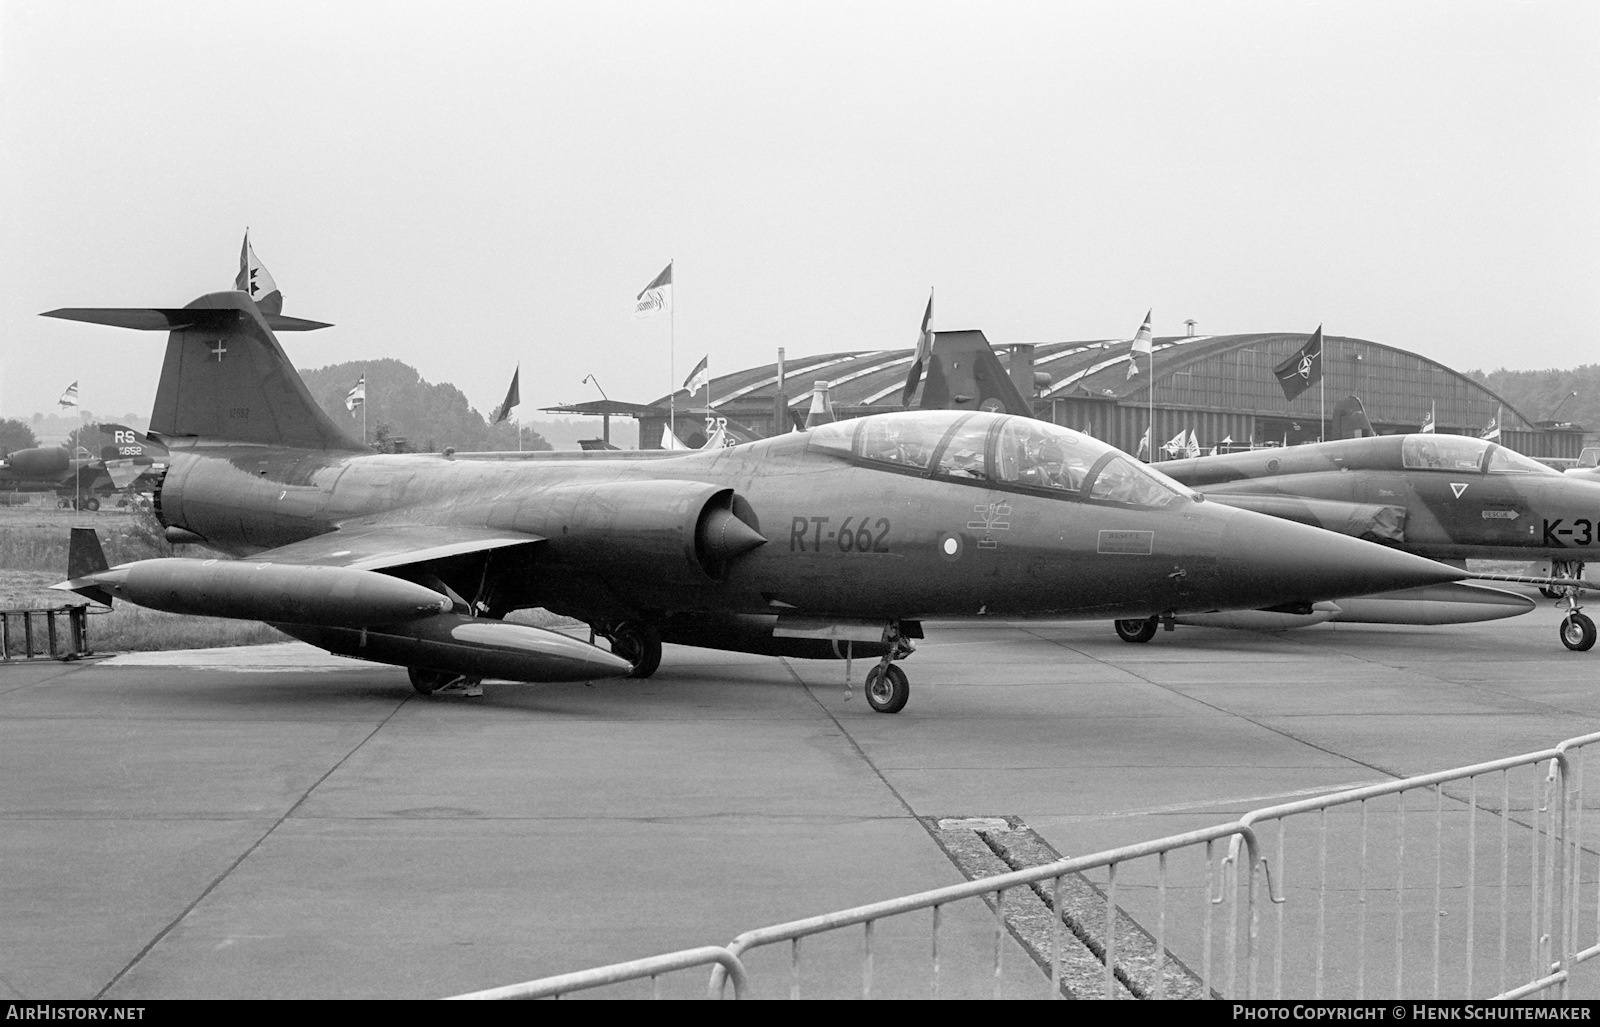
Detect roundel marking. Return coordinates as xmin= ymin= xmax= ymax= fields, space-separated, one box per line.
xmin=938 ymin=532 xmax=963 ymax=562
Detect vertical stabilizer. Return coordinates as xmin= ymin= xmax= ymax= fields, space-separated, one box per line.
xmin=42 ymin=291 xmax=361 ymax=450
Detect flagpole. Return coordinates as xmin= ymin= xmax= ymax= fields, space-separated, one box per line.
xmin=1147 ymin=335 xmax=1154 ymax=463
xmin=362 ymin=365 xmax=367 ymax=447
xmin=1320 ymin=333 xmax=1327 ymax=442
xmin=669 ymin=258 xmax=676 ymax=445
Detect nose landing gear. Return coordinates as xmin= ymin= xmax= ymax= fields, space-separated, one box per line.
xmin=1549 ymin=561 xmax=1595 ymax=652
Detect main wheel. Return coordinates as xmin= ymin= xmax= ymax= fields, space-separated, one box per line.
xmin=1114 ymin=616 xmax=1159 ymax=643
xmin=83 ymin=497 xmax=99 ymax=512
xmin=864 ymin=663 xmax=909 ymax=714
xmin=1560 ymin=613 xmax=1597 ymax=652
xmin=409 ymin=667 xmax=455 ymax=695
xmin=607 ymin=621 xmax=662 ymax=678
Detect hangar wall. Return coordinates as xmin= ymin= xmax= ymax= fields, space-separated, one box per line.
xmin=644 ymin=332 xmax=1585 ymax=460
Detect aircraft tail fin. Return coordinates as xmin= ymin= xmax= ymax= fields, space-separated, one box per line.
xmin=59 ymin=528 xmax=114 ymax=607
xmin=43 ymin=291 xmax=361 ymax=451
xmin=914 ymin=329 xmax=1036 ymax=417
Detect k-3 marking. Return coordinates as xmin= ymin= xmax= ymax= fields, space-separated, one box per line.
xmin=1544 ymin=519 xmax=1596 ymax=547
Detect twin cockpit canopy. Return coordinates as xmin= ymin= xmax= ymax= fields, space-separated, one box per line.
xmin=1399 ymin=435 xmax=1558 ymax=476
xmin=794 ymin=411 xmax=1190 ymax=508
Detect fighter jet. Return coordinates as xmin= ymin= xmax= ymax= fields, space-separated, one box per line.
xmin=1156 ymin=433 xmax=1600 ymax=651
xmin=0 ymin=423 xmax=167 ymax=510
xmin=43 ymin=250 xmax=1465 ymax=712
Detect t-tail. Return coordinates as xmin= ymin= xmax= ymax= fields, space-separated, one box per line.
xmin=40 ymin=235 xmax=363 ymax=452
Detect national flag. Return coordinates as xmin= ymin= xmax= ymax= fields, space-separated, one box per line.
xmin=57 ymin=381 xmax=79 ymax=410
xmin=660 ymin=423 xmax=689 ymax=450
xmin=1161 ymin=429 xmax=1187 ymax=457
xmin=1272 ymin=327 xmax=1323 ymax=401
xmin=1421 ymin=403 xmax=1436 ymax=434
xmin=1481 ymin=407 xmax=1502 ymax=441
xmin=492 ymin=366 xmax=520 ymax=425
xmin=901 ymin=289 xmax=935 ymax=406
xmin=345 ymin=375 xmax=366 ymax=414
xmin=1185 ymin=429 xmax=1201 ymax=459
xmin=683 ymin=354 xmax=709 ymax=394
xmin=234 ymin=230 xmax=283 ymax=316
xmin=1127 ymin=309 xmax=1153 ymax=380
xmin=633 ymin=262 xmax=673 ymax=318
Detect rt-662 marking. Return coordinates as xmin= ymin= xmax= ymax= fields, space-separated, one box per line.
xmin=789 ymin=515 xmax=891 ymax=552
xmin=1544 ymin=519 xmax=1596 ymax=547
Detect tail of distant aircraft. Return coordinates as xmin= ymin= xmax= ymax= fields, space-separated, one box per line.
xmin=41 ymin=236 xmax=362 ymax=452
xmin=913 ymin=329 xmax=1037 ymax=417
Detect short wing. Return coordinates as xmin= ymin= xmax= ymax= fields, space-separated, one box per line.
xmin=241 ymin=524 xmax=544 ymax=570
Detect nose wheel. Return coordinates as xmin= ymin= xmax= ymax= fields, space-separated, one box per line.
xmin=1562 ymin=612 xmax=1596 ymax=652
xmin=864 ymin=663 xmax=909 ymax=714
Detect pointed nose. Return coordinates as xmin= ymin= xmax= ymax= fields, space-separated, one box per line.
xmin=1217 ymin=509 xmax=1462 ymax=604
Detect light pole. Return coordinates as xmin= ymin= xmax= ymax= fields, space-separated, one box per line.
xmin=582 ymin=375 xmax=612 ymax=445
xmin=1546 ymin=391 xmax=1578 ymax=423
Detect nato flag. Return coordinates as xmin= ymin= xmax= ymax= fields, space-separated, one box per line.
xmin=1272 ymin=327 xmax=1323 ymax=401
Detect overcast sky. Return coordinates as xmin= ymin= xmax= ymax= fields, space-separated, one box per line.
xmin=2 ymin=0 xmax=1596 ymax=425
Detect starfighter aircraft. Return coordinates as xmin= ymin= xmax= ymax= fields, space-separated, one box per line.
xmin=44 ymin=244 xmax=1468 ymax=712
xmin=1155 ymin=433 xmax=1600 ymax=651
xmin=0 ymin=423 xmax=166 ymax=509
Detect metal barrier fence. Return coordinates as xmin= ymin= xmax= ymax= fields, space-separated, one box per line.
xmin=0 ymin=606 xmax=91 ymax=661
xmin=449 ymin=729 xmax=1600 ymax=1000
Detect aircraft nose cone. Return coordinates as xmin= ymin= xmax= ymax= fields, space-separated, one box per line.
xmin=1218 ymin=509 xmax=1462 ymax=605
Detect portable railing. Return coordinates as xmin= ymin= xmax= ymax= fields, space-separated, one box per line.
xmin=0 ymin=605 xmax=91 ymax=661
xmin=449 ymin=728 xmax=1600 ymax=1000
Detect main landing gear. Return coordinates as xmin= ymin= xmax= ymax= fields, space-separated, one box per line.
xmin=601 ymin=621 xmax=662 ymax=678
xmin=1114 ymin=616 xmax=1159 ymax=644
xmin=1549 ymin=560 xmax=1595 ymax=653
xmin=409 ymin=667 xmax=483 ymax=697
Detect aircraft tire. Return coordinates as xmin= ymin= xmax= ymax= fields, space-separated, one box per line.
xmin=1114 ymin=617 xmax=1158 ymax=644
xmin=409 ymin=667 xmax=455 ymax=695
xmin=1560 ymin=613 xmax=1597 ymax=652
xmin=608 ymin=621 xmax=662 ymax=678
xmin=864 ymin=664 xmax=909 ymax=714
xmin=83 ymin=497 xmax=100 ymax=512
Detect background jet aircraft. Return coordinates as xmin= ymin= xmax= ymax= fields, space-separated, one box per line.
xmin=0 ymin=423 xmax=167 ymax=509
xmin=45 ymin=251 xmax=1465 ymax=712
xmin=1155 ymin=433 xmax=1600 ymax=650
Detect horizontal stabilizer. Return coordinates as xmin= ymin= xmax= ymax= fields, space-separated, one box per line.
xmin=43 ymin=308 xmax=331 ymax=332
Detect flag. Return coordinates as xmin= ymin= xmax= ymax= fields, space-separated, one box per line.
xmin=234 ymin=230 xmax=283 ymax=316
xmin=1209 ymin=434 xmax=1233 ymax=457
xmin=1127 ymin=309 xmax=1153 ymax=380
xmin=1421 ymin=403 xmax=1436 ymax=434
xmin=683 ymin=354 xmax=709 ymax=394
xmin=1481 ymin=407 xmax=1502 ymax=441
xmin=660 ymin=423 xmax=689 ymax=450
xmin=57 ymin=381 xmax=79 ymax=410
xmin=1161 ymin=429 xmax=1187 ymax=457
xmin=901 ymin=289 xmax=935 ymax=406
xmin=1136 ymin=426 xmax=1150 ymax=460
xmin=1185 ymin=429 xmax=1201 ymax=459
xmin=633 ymin=262 xmax=673 ymax=318
xmin=345 ymin=375 xmax=366 ymax=414
xmin=1272 ymin=326 xmax=1323 ymax=401
xmin=492 ymin=366 xmax=520 ymax=425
